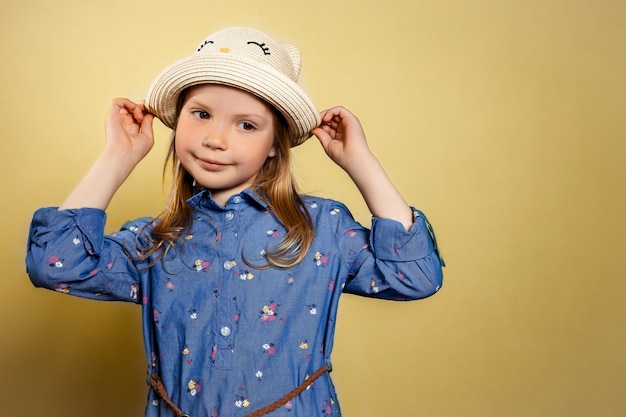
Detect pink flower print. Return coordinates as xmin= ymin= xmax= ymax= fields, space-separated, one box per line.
xmin=152 ymin=309 xmax=161 ymax=326
xmin=194 ymin=259 xmax=211 ymax=272
xmin=329 ymin=279 xmax=335 ymax=291
xmin=163 ymin=278 xmax=174 ymax=292
xmin=45 ymin=255 xmax=64 ymax=268
xmin=53 ymin=283 xmax=69 ymax=294
xmin=321 ymin=398 xmax=334 ymax=414
xmin=260 ymin=302 xmax=279 ymax=323
xmin=187 ymin=379 xmax=202 ymax=396
xmin=284 ymin=274 xmax=295 ymax=285
xmin=266 ymin=229 xmax=280 ymax=238
xmin=236 ymin=269 xmax=254 ymax=281
xmin=262 ymin=343 xmax=276 ymax=355
xmin=345 ymin=229 xmax=357 ymax=238
xmin=313 ymin=251 xmax=329 ymax=267
xmin=284 ymin=400 xmax=293 ymax=411
xmin=211 ymin=345 xmax=217 ymax=363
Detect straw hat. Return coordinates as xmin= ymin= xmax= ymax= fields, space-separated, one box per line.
xmin=145 ymin=27 xmax=320 ymax=147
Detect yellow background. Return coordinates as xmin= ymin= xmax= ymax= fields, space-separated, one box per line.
xmin=2 ymin=0 xmax=625 ymax=416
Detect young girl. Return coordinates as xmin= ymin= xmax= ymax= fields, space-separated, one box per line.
xmin=26 ymin=27 xmax=444 ymax=417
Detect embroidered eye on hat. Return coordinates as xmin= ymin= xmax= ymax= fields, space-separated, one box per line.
xmin=145 ymin=26 xmax=321 ymax=147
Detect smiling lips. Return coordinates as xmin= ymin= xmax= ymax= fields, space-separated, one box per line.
xmin=197 ymin=157 xmax=230 ymax=171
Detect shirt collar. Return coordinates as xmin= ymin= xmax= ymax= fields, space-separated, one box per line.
xmin=186 ymin=188 xmax=270 ymax=211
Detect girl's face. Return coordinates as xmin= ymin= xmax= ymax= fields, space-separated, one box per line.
xmin=175 ymin=84 xmax=277 ymax=206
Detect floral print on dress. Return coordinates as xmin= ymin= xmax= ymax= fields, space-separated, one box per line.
xmin=163 ymin=277 xmax=174 ymax=292
xmin=234 ymin=385 xmax=251 ymax=409
xmin=188 ymin=379 xmax=202 ymax=396
xmin=260 ymin=302 xmax=279 ymax=324
xmin=45 ymin=255 xmax=63 ymax=268
xmin=284 ymin=400 xmax=293 ymax=411
xmin=313 ymin=251 xmax=329 ymax=267
xmin=236 ymin=269 xmax=254 ymax=280
xmin=262 ymin=343 xmax=276 ymax=355
xmin=321 ymin=397 xmax=336 ymax=415
xmin=194 ymin=259 xmax=211 ymax=272
xmin=130 ymin=284 xmax=139 ymax=300
xmin=53 ymin=283 xmax=69 ymax=294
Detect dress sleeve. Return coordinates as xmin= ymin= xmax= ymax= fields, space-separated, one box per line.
xmin=336 ymin=204 xmax=445 ymax=300
xmin=26 ymin=207 xmax=150 ymax=303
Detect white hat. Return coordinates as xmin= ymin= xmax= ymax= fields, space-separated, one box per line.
xmin=145 ymin=27 xmax=320 ymax=147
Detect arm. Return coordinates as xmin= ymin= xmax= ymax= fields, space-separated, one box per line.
xmin=311 ymin=106 xmax=413 ymax=230
xmin=60 ymin=99 xmax=154 ymax=210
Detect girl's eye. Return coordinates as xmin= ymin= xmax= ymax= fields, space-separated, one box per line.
xmin=239 ymin=122 xmax=255 ymax=131
xmin=192 ymin=110 xmax=210 ymax=119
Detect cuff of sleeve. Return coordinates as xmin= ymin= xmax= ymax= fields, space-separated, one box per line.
xmin=30 ymin=207 xmax=107 ymax=255
xmin=370 ymin=208 xmax=439 ymax=262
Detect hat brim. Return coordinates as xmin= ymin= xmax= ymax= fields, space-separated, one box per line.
xmin=145 ymin=54 xmax=320 ymax=147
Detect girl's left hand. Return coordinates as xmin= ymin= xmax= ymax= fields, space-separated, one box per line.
xmin=311 ymin=106 xmax=374 ymax=173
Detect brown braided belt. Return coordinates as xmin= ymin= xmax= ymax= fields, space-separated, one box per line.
xmin=150 ymin=364 xmax=330 ymax=417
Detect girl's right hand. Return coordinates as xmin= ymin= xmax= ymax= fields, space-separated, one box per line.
xmin=104 ymin=98 xmax=155 ymax=166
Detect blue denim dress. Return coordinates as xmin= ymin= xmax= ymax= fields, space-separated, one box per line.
xmin=27 ymin=189 xmax=444 ymax=417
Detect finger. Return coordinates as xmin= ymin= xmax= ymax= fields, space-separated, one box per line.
xmin=311 ymin=126 xmax=331 ymax=147
xmin=140 ymin=112 xmax=155 ymax=135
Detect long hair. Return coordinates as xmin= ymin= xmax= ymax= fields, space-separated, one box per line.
xmin=142 ymin=88 xmax=314 ymax=269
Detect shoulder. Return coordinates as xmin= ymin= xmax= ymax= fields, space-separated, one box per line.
xmin=299 ymin=194 xmax=362 ymax=231
xmin=120 ymin=216 xmax=156 ymax=232
xmin=110 ymin=217 xmax=158 ymax=244
xmin=300 ymin=194 xmax=351 ymax=216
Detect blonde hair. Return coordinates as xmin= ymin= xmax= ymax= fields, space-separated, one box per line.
xmin=142 ymin=89 xmax=314 ymax=269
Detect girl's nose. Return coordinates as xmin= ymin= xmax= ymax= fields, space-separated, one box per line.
xmin=202 ymin=124 xmax=228 ymax=150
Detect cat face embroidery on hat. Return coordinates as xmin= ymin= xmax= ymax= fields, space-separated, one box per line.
xmin=145 ymin=26 xmax=320 ymax=146
xmin=193 ymin=27 xmax=302 ymax=83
